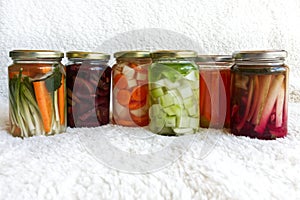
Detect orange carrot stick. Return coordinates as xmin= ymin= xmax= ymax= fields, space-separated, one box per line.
xmin=33 ymin=81 xmax=53 ymax=133
xmin=58 ymin=75 xmax=65 ymax=125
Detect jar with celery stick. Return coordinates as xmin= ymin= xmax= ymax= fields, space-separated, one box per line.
xmin=231 ymin=50 xmax=289 ymax=139
xmin=196 ymin=55 xmax=233 ymax=129
xmin=8 ymin=50 xmax=66 ymax=137
xmin=112 ymin=51 xmax=151 ymax=127
xmin=66 ymin=51 xmax=111 ymax=127
xmin=149 ymin=50 xmax=199 ymax=135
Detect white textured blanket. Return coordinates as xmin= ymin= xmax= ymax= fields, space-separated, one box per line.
xmin=0 ymin=96 xmax=300 ymax=199
xmin=1 ymin=0 xmax=300 ymax=199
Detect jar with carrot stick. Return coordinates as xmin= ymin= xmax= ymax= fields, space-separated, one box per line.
xmin=66 ymin=51 xmax=111 ymax=127
xmin=231 ymin=50 xmax=289 ymax=139
xmin=196 ymin=55 xmax=233 ymax=129
xmin=149 ymin=50 xmax=199 ymax=135
xmin=8 ymin=50 xmax=66 ymax=137
xmin=112 ymin=51 xmax=151 ymax=127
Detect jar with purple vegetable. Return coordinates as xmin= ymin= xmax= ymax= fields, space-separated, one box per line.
xmin=66 ymin=51 xmax=111 ymax=127
xmin=231 ymin=50 xmax=289 ymax=139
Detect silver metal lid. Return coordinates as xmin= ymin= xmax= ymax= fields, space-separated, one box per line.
xmin=233 ymin=50 xmax=287 ymax=62
xmin=196 ymin=55 xmax=233 ymax=63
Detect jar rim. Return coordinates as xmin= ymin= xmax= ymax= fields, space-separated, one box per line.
xmin=114 ymin=51 xmax=150 ymax=58
xmin=66 ymin=51 xmax=110 ymax=60
xmin=151 ymin=50 xmax=197 ymax=59
xmin=196 ymin=55 xmax=233 ymax=63
xmin=9 ymin=50 xmax=64 ymax=60
xmin=233 ymin=50 xmax=287 ymax=62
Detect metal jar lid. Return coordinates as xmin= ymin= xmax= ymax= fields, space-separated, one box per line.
xmin=151 ymin=50 xmax=197 ymax=59
xmin=9 ymin=50 xmax=64 ymax=60
xmin=114 ymin=51 xmax=150 ymax=58
xmin=233 ymin=50 xmax=287 ymax=62
xmin=196 ymin=55 xmax=233 ymax=63
xmin=66 ymin=51 xmax=110 ymax=60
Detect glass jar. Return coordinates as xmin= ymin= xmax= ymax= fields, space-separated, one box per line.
xmin=66 ymin=51 xmax=111 ymax=127
xmin=231 ymin=50 xmax=289 ymax=139
xmin=196 ymin=55 xmax=233 ymax=129
xmin=8 ymin=50 xmax=66 ymax=137
xmin=149 ymin=50 xmax=199 ymax=135
xmin=112 ymin=51 xmax=151 ymax=127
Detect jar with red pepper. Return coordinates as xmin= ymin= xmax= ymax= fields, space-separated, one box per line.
xmin=112 ymin=51 xmax=152 ymax=127
xmin=196 ymin=55 xmax=233 ymax=129
xmin=66 ymin=51 xmax=111 ymax=127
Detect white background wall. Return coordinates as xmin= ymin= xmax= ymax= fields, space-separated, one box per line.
xmin=1 ymin=0 xmax=300 ymax=98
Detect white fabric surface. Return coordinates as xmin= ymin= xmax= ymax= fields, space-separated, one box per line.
xmin=0 ymin=98 xmax=300 ymax=200
xmin=1 ymin=0 xmax=300 ymax=199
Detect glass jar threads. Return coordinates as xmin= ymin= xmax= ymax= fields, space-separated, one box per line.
xmin=197 ymin=55 xmax=233 ymax=129
xmin=112 ymin=51 xmax=151 ymax=127
xmin=149 ymin=50 xmax=199 ymax=135
xmin=8 ymin=50 xmax=66 ymax=137
xmin=66 ymin=51 xmax=111 ymax=127
xmin=231 ymin=50 xmax=289 ymax=139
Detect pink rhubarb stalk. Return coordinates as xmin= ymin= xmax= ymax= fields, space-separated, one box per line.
xmin=247 ymin=75 xmax=259 ymax=121
xmin=251 ymin=75 xmax=272 ymax=125
xmin=275 ymin=83 xmax=285 ymax=127
xmin=236 ymin=78 xmax=254 ymax=131
xmin=254 ymin=74 xmax=285 ymax=134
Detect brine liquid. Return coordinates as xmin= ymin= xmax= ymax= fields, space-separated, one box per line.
xmin=200 ymin=69 xmax=231 ymax=128
xmin=230 ymin=72 xmax=288 ymax=139
xmin=112 ymin=61 xmax=150 ymax=127
xmin=66 ymin=64 xmax=111 ymax=127
xmin=8 ymin=63 xmax=66 ymax=137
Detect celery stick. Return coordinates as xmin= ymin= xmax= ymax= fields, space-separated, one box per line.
xmin=29 ymin=104 xmax=43 ymax=135
xmin=236 ymin=78 xmax=254 ymax=131
xmin=247 ymin=75 xmax=259 ymax=121
xmin=252 ymin=75 xmax=272 ymax=125
xmin=275 ymin=83 xmax=285 ymax=127
xmin=254 ymin=75 xmax=285 ymax=134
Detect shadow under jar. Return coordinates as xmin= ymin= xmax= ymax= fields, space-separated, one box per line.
xmin=112 ymin=51 xmax=152 ymax=127
xmin=149 ymin=50 xmax=199 ymax=136
xmin=8 ymin=50 xmax=66 ymax=137
xmin=66 ymin=51 xmax=111 ymax=127
xmin=231 ymin=50 xmax=289 ymax=139
xmin=196 ymin=55 xmax=233 ymax=129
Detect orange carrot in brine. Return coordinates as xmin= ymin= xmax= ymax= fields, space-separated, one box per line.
xmin=33 ymin=81 xmax=53 ymax=133
xmin=117 ymin=89 xmax=131 ymax=106
xmin=58 ymin=75 xmax=65 ymax=125
xmin=131 ymin=85 xmax=148 ymax=102
xmin=114 ymin=74 xmax=128 ymax=89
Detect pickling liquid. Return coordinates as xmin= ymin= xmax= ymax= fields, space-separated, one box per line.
xmin=199 ymin=69 xmax=231 ymax=128
xmin=230 ymin=71 xmax=288 ymax=139
xmin=66 ymin=63 xmax=111 ymax=127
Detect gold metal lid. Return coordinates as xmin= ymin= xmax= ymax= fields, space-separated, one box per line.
xmin=150 ymin=50 xmax=197 ymax=59
xmin=66 ymin=51 xmax=110 ymax=60
xmin=9 ymin=50 xmax=64 ymax=60
xmin=233 ymin=50 xmax=287 ymax=61
xmin=196 ymin=55 xmax=233 ymax=63
xmin=114 ymin=51 xmax=150 ymax=58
